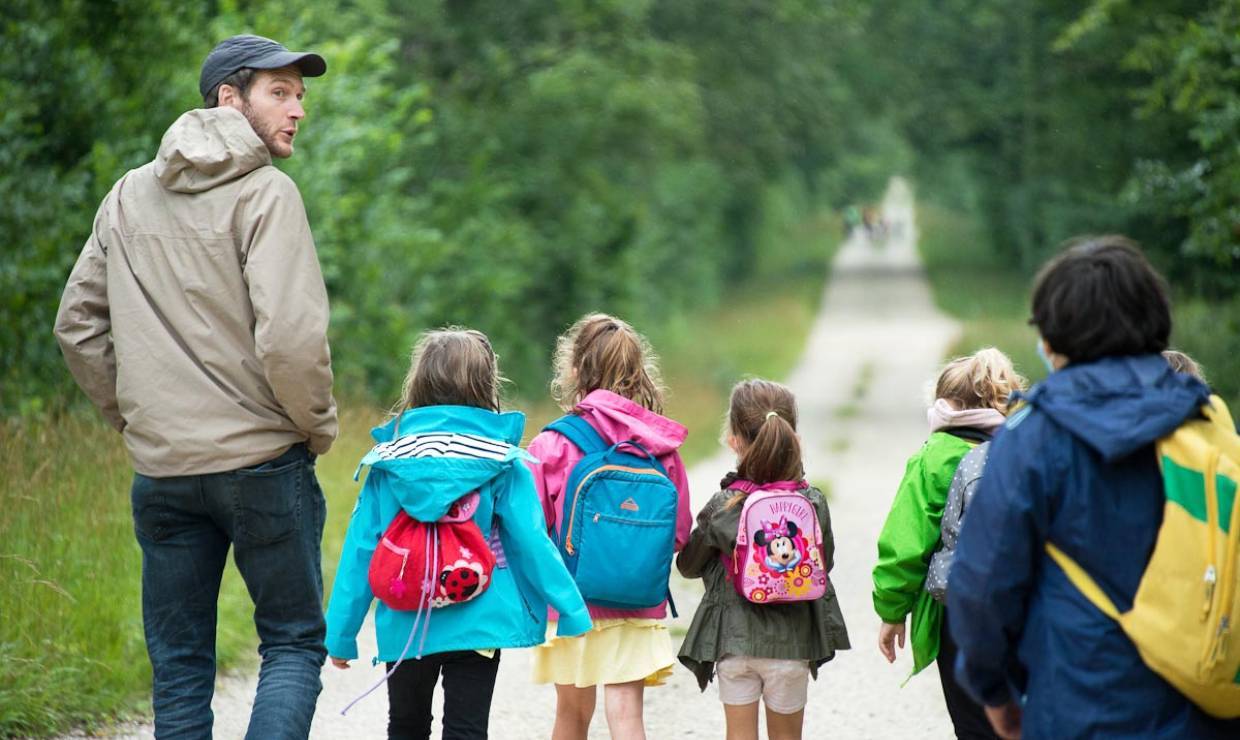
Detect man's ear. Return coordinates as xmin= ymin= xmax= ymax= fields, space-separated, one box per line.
xmin=217 ymin=83 xmax=243 ymax=110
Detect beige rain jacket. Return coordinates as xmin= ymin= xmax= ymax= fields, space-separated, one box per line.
xmin=55 ymin=107 xmax=337 ymax=476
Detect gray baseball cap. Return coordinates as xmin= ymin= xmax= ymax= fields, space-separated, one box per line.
xmin=199 ymin=34 xmax=327 ymax=100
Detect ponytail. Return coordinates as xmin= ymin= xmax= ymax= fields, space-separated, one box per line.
xmin=736 ymin=411 xmax=803 ymax=485
xmin=725 ymin=379 xmax=803 ymax=508
xmin=551 ymin=313 xmax=665 ymax=413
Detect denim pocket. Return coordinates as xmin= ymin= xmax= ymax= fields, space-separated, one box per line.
xmin=131 ymin=474 xmax=171 ymax=542
xmin=230 ymin=459 xmax=304 ymax=545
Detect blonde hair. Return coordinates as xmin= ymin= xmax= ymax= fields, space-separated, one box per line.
xmin=935 ymin=347 xmax=1027 ymax=412
xmin=725 ymin=379 xmax=804 ymax=508
xmin=1163 ymin=349 xmax=1207 ymax=383
xmin=395 ymin=327 xmax=504 ymax=417
xmin=550 ymin=313 xmax=665 ymax=413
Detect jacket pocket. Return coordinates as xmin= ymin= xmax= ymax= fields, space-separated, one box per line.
xmin=230 ymin=459 xmax=304 ymax=545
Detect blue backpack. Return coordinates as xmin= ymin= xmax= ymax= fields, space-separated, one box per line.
xmin=546 ymin=414 xmax=679 ymax=614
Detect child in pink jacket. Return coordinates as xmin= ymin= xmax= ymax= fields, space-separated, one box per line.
xmin=526 ymin=312 xmax=692 ymax=740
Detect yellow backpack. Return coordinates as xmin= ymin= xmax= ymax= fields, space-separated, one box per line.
xmin=1046 ymin=395 xmax=1240 ymax=718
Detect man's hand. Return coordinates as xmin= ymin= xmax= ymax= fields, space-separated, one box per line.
xmin=878 ymin=620 xmax=906 ymax=663
xmin=984 ymin=701 xmax=1022 ymax=739
xmin=330 ymin=657 xmax=351 ymax=670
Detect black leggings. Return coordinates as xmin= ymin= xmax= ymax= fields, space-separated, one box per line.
xmin=386 ymin=650 xmax=501 ymax=740
xmin=937 ymin=610 xmax=1000 ymax=740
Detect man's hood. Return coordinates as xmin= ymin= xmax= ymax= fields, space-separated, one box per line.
xmin=572 ymin=389 xmax=687 ymax=456
xmin=1022 ymin=354 xmax=1210 ymax=462
xmin=356 ymin=406 xmax=532 ymax=522
xmin=154 ymin=107 xmax=271 ymax=193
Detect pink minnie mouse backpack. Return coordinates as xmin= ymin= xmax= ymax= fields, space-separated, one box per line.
xmin=726 ymin=480 xmax=827 ymax=604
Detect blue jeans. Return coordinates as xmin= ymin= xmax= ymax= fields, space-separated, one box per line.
xmin=132 ymin=444 xmax=327 ymax=739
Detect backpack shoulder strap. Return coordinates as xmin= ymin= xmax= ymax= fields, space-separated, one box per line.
xmin=1045 ymin=542 xmax=1121 ymax=620
xmin=545 ymin=414 xmax=609 ymax=455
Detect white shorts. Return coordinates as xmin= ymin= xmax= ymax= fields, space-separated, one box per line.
xmin=715 ymin=656 xmax=810 ymax=714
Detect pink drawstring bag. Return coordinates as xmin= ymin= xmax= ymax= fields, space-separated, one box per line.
xmin=368 ymin=492 xmax=494 ymax=611
xmin=342 ymin=492 xmax=494 ymax=716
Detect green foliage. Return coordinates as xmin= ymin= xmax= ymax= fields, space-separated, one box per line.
xmin=917 ymin=203 xmax=1045 ymax=385
xmin=1170 ymin=296 xmax=1240 ymax=414
xmin=859 ymin=0 xmax=1238 ymax=409
xmin=0 ymin=0 xmax=205 ymax=413
xmin=1 ymin=0 xmax=868 ymax=412
xmin=862 ymin=0 xmax=1239 ymax=290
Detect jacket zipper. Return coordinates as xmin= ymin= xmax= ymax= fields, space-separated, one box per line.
xmin=564 ymin=465 xmax=668 ymax=555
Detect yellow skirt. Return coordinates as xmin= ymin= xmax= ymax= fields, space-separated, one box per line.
xmin=531 ymin=618 xmax=675 ymax=688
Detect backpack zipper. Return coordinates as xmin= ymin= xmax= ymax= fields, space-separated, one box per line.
xmin=564 ymin=465 xmax=669 ymax=555
xmin=1202 ymin=449 xmax=1220 ymax=622
xmin=1207 ymin=451 xmax=1240 ymax=675
xmin=1200 ymin=450 xmax=1235 ymax=675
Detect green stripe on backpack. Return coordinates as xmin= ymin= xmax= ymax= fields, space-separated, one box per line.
xmin=1047 ymin=395 xmax=1240 ymax=717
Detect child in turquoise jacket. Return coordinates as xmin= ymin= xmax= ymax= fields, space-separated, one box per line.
xmin=326 ymin=328 xmax=591 ymax=737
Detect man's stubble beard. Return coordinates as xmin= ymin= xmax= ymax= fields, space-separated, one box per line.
xmin=241 ymin=101 xmax=288 ymax=158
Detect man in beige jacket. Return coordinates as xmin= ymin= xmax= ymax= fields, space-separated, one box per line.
xmin=54 ymin=35 xmax=337 ymax=739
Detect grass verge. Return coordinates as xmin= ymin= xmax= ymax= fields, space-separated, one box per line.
xmin=1 ymin=207 xmax=838 ymax=737
xmin=917 ymin=202 xmax=1046 ymax=384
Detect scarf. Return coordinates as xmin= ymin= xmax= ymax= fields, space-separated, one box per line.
xmin=926 ymin=398 xmax=1005 ymax=434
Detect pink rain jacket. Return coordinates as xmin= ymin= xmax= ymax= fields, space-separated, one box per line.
xmin=526 ymin=389 xmax=692 ymax=620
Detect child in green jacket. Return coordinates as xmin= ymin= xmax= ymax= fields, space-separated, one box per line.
xmin=872 ymin=348 xmax=1025 ymax=737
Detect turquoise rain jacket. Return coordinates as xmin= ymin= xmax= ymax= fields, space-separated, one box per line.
xmin=325 ymin=406 xmax=592 ymax=662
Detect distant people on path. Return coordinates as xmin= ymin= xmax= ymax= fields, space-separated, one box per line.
xmin=53 ymin=34 xmax=336 ymax=739
xmin=842 ymin=204 xmax=863 ymax=238
xmin=948 ymin=237 xmax=1240 ymax=738
xmin=324 ymin=328 xmax=590 ymax=739
xmin=525 ymin=313 xmax=692 ymax=740
xmin=872 ymin=348 xmax=1025 ymax=740
xmin=862 ymin=205 xmax=886 ymax=244
xmin=678 ymin=379 xmax=850 ymax=740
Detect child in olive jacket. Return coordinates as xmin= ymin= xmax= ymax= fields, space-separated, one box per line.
xmin=678 ymin=380 xmax=850 ymax=737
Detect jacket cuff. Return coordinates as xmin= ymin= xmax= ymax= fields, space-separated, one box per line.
xmin=326 ymin=634 xmax=359 ymax=660
xmin=872 ymin=594 xmax=909 ymax=623
xmin=555 ymin=608 xmax=593 ymax=637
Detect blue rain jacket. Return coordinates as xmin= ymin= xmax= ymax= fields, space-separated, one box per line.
xmin=948 ymin=354 xmax=1240 ymax=738
xmin=325 ymin=406 xmax=592 ymax=662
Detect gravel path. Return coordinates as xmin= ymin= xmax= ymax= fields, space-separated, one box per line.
xmin=117 ymin=179 xmax=959 ymax=738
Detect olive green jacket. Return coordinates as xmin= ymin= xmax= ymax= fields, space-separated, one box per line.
xmin=677 ymin=477 xmax=851 ymax=691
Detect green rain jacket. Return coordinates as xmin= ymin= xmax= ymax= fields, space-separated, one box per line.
xmin=872 ymin=431 xmax=976 ymax=677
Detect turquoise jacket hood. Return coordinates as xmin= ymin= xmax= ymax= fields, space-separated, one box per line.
xmin=326 ymin=405 xmax=591 ymax=663
xmin=356 ymin=406 xmax=533 ymax=520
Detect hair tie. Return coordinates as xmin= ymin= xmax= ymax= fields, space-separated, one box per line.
xmin=765 ymin=411 xmax=780 ymax=422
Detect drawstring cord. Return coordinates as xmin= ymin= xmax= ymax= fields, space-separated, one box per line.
xmin=340 ymin=526 xmax=440 ymax=716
